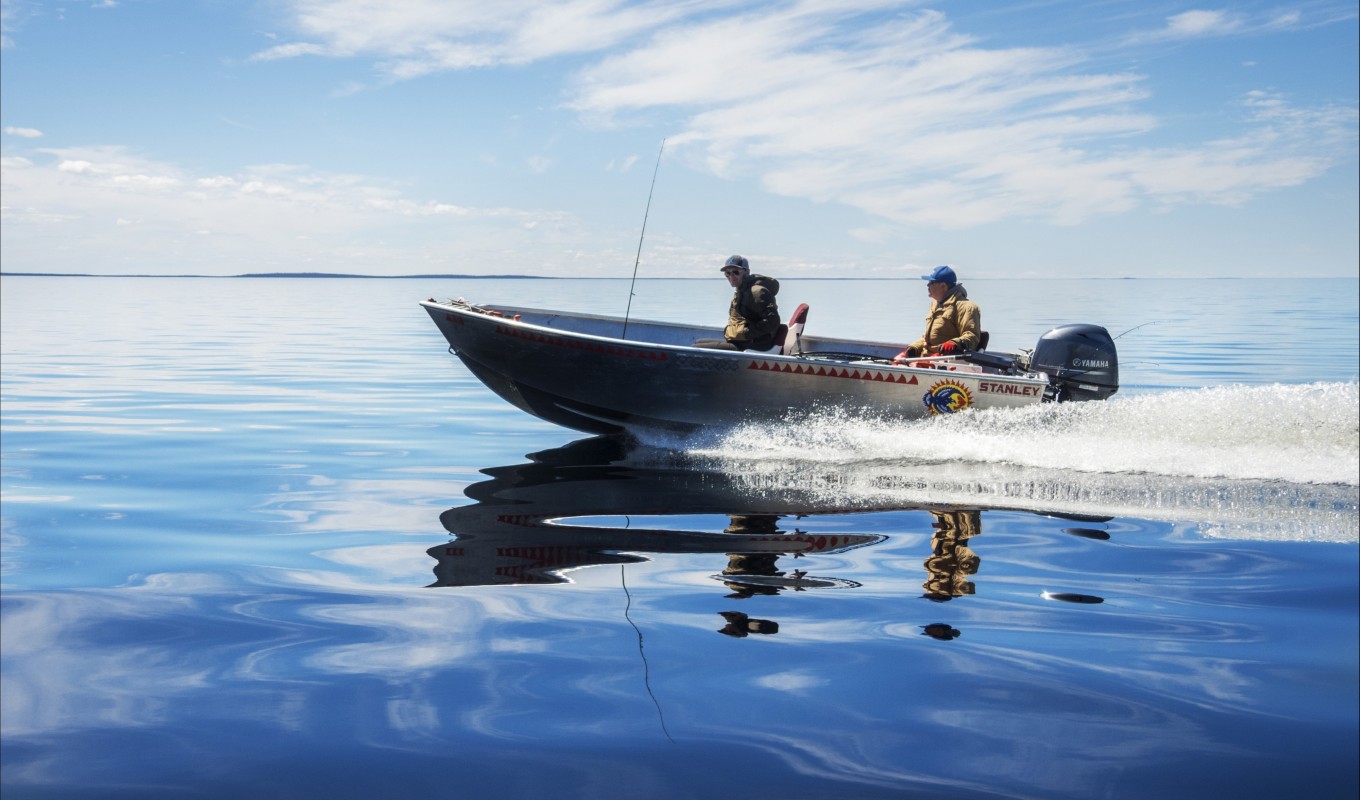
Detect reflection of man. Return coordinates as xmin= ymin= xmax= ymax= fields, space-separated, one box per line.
xmin=721 ymin=554 xmax=783 ymax=598
xmin=717 ymin=611 xmax=779 ymax=637
xmin=725 ymin=515 xmax=781 ymax=535
xmin=921 ymin=623 xmax=961 ymax=640
xmin=717 ymin=514 xmax=782 ymax=636
xmin=922 ymin=509 xmax=982 ymax=601
xmin=721 ymin=515 xmax=785 ymax=599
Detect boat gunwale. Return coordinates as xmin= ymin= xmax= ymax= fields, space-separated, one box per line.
xmin=421 ymin=299 xmax=1050 ymax=386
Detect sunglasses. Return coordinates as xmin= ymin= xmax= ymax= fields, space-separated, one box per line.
xmin=722 ymin=269 xmax=743 ymax=276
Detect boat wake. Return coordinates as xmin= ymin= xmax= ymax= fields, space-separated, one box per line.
xmin=633 ymin=382 xmax=1359 ymax=542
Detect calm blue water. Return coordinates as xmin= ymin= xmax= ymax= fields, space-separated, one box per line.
xmin=2 ymin=276 xmax=1357 ymax=799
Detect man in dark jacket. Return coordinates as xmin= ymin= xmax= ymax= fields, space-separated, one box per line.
xmin=694 ymin=255 xmax=782 ymax=351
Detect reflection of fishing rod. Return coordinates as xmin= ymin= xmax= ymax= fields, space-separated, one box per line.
xmin=621 ymin=563 xmax=675 ymax=743
xmin=621 ymin=139 xmax=666 ymax=341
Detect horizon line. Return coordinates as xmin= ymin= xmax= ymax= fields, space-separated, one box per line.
xmin=6 ymin=272 xmax=1346 ymax=281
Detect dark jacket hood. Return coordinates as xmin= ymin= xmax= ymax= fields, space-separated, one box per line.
xmin=744 ymin=274 xmax=779 ymax=295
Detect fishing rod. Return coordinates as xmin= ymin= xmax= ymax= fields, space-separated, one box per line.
xmin=621 ymin=139 xmax=666 ymax=341
xmin=1113 ymin=320 xmax=1158 ymax=340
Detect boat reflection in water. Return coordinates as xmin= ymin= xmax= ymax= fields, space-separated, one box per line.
xmin=428 ymin=436 xmax=1112 ymax=638
xmin=431 ymin=437 xmax=888 ymax=638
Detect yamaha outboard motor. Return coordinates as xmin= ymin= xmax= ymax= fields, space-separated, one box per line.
xmin=1027 ymin=324 xmax=1119 ymax=402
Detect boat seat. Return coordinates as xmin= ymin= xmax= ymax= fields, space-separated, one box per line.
xmin=781 ymin=304 xmax=810 ymax=355
xmin=762 ymin=327 xmax=787 ymax=352
xmin=751 ymin=304 xmax=810 ymax=355
xmin=977 ymin=331 xmax=989 ymax=351
xmin=750 ymin=303 xmax=810 ymax=353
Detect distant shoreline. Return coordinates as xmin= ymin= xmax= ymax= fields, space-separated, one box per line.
xmin=0 ymin=272 xmax=941 ymax=281
xmin=0 ymin=272 xmax=1280 ymax=281
xmin=3 ymin=272 xmax=1345 ymax=280
xmin=0 ymin=272 xmax=927 ymax=280
xmin=0 ymin=272 xmax=563 ymax=279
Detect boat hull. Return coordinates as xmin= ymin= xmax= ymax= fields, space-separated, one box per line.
xmin=421 ymin=299 xmax=1049 ymax=435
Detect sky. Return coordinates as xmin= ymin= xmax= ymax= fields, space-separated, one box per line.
xmin=1 ymin=0 xmax=1357 ymax=279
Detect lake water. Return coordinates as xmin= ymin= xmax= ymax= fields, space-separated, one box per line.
xmin=2 ymin=275 xmax=1357 ymax=799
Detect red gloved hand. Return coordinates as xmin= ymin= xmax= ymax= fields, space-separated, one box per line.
xmin=938 ymin=341 xmax=957 ymax=355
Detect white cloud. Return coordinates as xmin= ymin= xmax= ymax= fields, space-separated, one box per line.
xmin=250 ymin=41 xmax=329 ymax=61
xmin=4 ymin=126 xmax=43 ymax=138
xmin=252 ymin=0 xmax=711 ymax=74
xmin=1125 ymin=6 xmax=1331 ymax=44
xmin=564 ymin=6 xmax=1355 ymax=228
xmin=245 ymin=2 xmax=1355 ymax=232
xmin=56 ymin=159 xmax=96 ymax=173
xmin=0 ymin=146 xmax=586 ymax=274
xmin=1267 ymin=11 xmax=1303 ymax=29
xmin=1161 ymin=9 xmax=1243 ymax=39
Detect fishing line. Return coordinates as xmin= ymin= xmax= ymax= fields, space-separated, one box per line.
xmin=622 ymin=139 xmax=666 ymax=341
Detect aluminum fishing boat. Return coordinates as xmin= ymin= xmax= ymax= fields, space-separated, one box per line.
xmin=420 ymin=296 xmax=1118 ymax=435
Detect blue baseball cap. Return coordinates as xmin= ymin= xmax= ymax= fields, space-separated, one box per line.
xmin=921 ymin=265 xmax=956 ymax=285
xmin=722 ymin=255 xmax=750 ymax=271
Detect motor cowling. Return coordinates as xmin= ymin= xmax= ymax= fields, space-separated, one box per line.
xmin=1029 ymin=324 xmax=1119 ymax=402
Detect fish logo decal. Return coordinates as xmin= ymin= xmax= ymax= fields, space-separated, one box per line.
xmin=923 ymin=379 xmax=973 ymax=415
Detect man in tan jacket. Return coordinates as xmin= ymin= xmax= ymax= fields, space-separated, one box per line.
xmin=899 ymin=265 xmax=981 ymax=358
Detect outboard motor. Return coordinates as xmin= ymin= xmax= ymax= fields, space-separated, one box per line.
xmin=1027 ymin=324 xmax=1119 ymax=402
